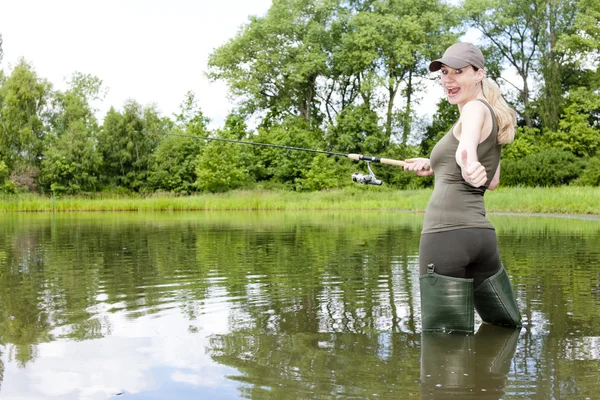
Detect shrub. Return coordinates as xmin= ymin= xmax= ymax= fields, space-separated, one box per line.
xmin=501 ymin=149 xmax=583 ymax=187
xmin=573 ymin=157 xmax=600 ymax=186
xmin=9 ymin=164 xmax=39 ymax=192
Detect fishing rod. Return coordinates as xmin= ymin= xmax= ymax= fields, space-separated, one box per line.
xmin=142 ymin=131 xmax=424 ymax=186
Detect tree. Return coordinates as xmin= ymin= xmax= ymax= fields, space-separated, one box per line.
xmin=38 ymin=73 xmax=105 ymax=194
xmin=462 ymin=0 xmax=544 ymax=127
xmin=39 ymin=120 xmax=102 ymax=194
xmin=50 ymin=72 xmax=105 ymax=137
xmin=463 ymin=0 xmax=599 ymax=131
xmin=420 ymin=99 xmax=459 ymax=156
xmin=194 ymin=112 xmax=255 ymax=193
xmin=339 ymin=0 xmax=458 ymax=143
xmin=207 ymin=0 xmax=337 ymax=127
xmin=149 ymin=92 xmax=209 ymax=193
xmin=544 ymin=87 xmax=600 ymax=158
xmin=535 ymin=0 xmax=579 ymax=131
xmin=97 ymin=101 xmax=165 ymax=192
xmin=0 ymin=60 xmax=52 ymax=171
xmin=325 ymin=103 xmax=384 ymax=154
xmin=249 ymin=117 xmax=326 ymax=189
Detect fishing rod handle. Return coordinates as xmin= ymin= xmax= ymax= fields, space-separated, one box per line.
xmin=348 ymin=153 xmax=431 ymax=170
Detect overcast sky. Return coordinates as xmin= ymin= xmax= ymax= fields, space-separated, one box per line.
xmin=1 ymin=0 xmax=479 ymax=132
xmin=0 ymin=0 xmax=273 ymax=128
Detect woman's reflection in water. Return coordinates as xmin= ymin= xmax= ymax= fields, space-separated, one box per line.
xmin=421 ymin=324 xmax=521 ymax=399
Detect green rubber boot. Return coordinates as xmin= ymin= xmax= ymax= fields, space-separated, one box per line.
xmin=474 ymin=265 xmax=522 ymax=328
xmin=420 ymin=264 xmax=474 ymax=334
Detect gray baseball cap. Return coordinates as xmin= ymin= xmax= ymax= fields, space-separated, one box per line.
xmin=429 ymin=42 xmax=485 ymax=72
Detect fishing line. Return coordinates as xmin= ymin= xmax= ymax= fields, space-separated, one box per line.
xmin=143 ymin=131 xmax=348 ymax=157
xmin=140 ymin=131 xmax=426 ymax=185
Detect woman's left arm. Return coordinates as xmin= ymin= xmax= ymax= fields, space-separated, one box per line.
xmin=488 ymin=163 xmax=500 ymax=190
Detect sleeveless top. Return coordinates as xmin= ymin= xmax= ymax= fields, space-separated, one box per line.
xmin=422 ymin=99 xmax=501 ymax=234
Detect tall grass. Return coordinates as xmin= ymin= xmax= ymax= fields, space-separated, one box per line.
xmin=0 ymin=186 xmax=598 ymax=215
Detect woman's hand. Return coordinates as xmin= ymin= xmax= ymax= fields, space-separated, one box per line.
xmin=403 ymin=158 xmax=434 ymax=176
xmin=459 ymin=149 xmax=487 ymax=187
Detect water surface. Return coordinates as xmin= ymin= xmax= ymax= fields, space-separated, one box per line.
xmin=0 ymin=211 xmax=599 ymax=399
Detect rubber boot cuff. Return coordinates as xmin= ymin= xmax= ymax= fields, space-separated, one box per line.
xmin=420 ymin=264 xmax=474 ymax=334
xmin=474 ymin=265 xmax=522 ymax=328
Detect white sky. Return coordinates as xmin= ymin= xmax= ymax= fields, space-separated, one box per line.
xmin=0 ymin=1 xmax=485 ymax=133
xmin=0 ymin=0 xmax=273 ymax=128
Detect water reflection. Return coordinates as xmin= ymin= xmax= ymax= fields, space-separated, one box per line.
xmin=208 ymin=332 xmax=421 ymax=398
xmin=0 ymin=212 xmax=599 ymax=398
xmin=420 ymin=325 xmax=520 ymax=399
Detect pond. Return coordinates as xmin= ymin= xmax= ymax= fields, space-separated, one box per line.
xmin=0 ymin=211 xmax=599 ymax=399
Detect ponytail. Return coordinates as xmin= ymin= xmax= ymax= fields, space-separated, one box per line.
xmin=481 ymin=78 xmax=516 ymax=144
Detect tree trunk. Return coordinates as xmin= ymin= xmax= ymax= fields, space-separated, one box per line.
xmin=403 ymin=69 xmax=413 ymax=145
xmin=385 ymin=77 xmax=398 ymax=141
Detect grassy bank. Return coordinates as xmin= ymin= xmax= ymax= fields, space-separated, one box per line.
xmin=0 ymin=186 xmax=598 ymax=215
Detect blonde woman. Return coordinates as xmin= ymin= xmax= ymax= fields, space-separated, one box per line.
xmin=404 ymin=42 xmax=522 ymax=333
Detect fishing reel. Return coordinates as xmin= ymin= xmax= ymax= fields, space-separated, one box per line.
xmin=352 ymin=161 xmax=382 ymax=185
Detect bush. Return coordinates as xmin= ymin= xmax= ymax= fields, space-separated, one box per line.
xmin=573 ymin=157 xmax=600 ymax=186
xmin=296 ymin=154 xmax=353 ymax=191
xmin=195 ymin=141 xmax=250 ymax=193
xmin=501 ymin=149 xmax=583 ymax=187
xmin=0 ymin=161 xmax=9 ymax=183
xmin=9 ymin=164 xmax=39 ymax=192
xmin=1 ymin=180 xmax=16 ymax=194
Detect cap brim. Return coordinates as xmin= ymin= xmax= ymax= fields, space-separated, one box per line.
xmin=429 ymin=57 xmax=471 ymax=72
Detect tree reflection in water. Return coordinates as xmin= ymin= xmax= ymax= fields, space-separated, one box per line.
xmin=208 ymin=332 xmax=422 ymax=398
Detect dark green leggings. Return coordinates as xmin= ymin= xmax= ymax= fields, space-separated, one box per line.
xmin=419 ymin=228 xmax=502 ymax=289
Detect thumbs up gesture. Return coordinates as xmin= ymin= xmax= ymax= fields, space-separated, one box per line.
xmin=460 ymin=149 xmax=487 ymax=187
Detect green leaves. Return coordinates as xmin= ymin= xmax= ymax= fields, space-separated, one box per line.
xmin=39 ymin=120 xmax=102 ymax=194
xmin=0 ymin=60 xmax=52 ymax=169
xmin=96 ymin=101 xmax=164 ymax=192
xmin=195 ymin=140 xmax=250 ymax=193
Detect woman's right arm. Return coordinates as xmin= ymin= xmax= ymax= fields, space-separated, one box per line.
xmin=403 ymin=158 xmax=434 ymax=176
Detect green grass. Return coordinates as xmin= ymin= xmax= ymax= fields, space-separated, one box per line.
xmin=0 ymin=186 xmax=598 ymax=215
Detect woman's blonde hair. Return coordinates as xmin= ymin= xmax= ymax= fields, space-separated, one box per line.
xmin=481 ymin=77 xmax=516 ymax=144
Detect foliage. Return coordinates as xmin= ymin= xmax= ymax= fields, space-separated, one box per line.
xmin=150 ymin=93 xmax=209 ymax=193
xmin=195 ymin=140 xmax=250 ymax=193
xmin=0 ymin=160 xmax=9 ymax=183
xmin=207 ymin=0 xmax=335 ymax=126
xmin=461 ymin=0 xmax=544 ymax=126
xmin=149 ymin=134 xmax=202 ymax=194
xmin=543 ymin=87 xmax=600 ymax=158
xmin=96 ymin=101 xmax=165 ymax=192
xmin=340 ymin=0 xmax=459 ymax=141
xmin=0 ymin=160 xmax=16 ymax=193
xmin=39 ymin=120 xmax=102 ymax=194
xmin=38 ymin=72 xmax=104 ymax=194
xmin=574 ymin=157 xmax=600 ymax=186
xmin=0 ymin=60 xmax=52 ymax=170
xmin=501 ymin=149 xmax=583 ymax=187
xmin=249 ymin=118 xmax=326 ymax=189
xmin=50 ymin=72 xmax=104 ymax=136
xmin=325 ymin=104 xmax=385 ymax=155
xmin=296 ymin=153 xmax=353 ymax=191
xmin=501 ymin=126 xmax=546 ymax=161
xmin=9 ymin=164 xmax=39 ymax=192
xmin=420 ymin=99 xmax=459 ymax=156
xmin=0 ymin=2 xmax=598 ymax=194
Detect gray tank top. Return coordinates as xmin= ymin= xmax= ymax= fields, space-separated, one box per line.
xmin=422 ymin=99 xmax=501 ymax=234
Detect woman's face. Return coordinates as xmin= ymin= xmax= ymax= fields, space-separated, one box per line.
xmin=439 ymin=65 xmax=483 ymax=105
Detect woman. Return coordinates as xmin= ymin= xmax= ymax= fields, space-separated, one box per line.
xmin=404 ymin=42 xmax=522 ymax=333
